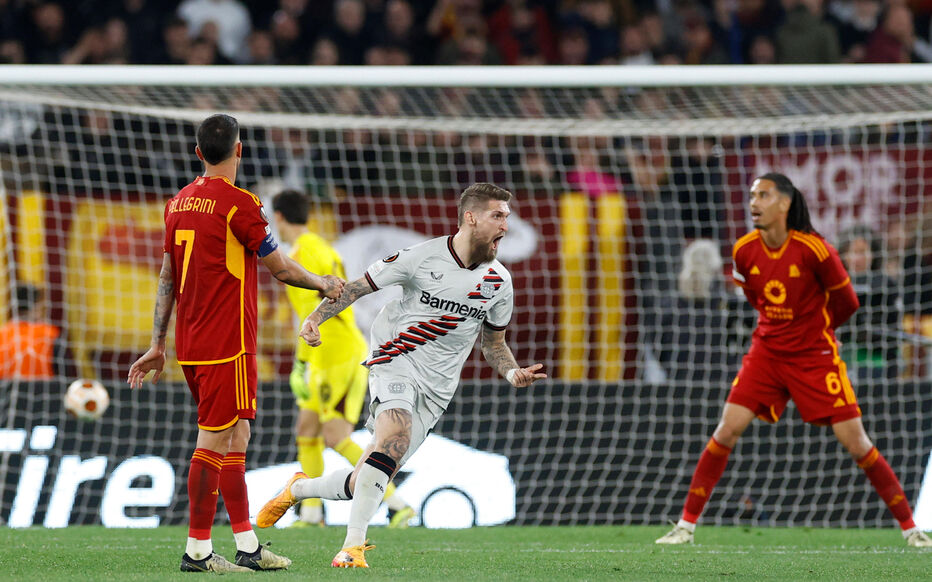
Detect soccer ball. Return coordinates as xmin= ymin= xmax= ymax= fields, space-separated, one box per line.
xmin=64 ymin=379 xmax=110 ymax=421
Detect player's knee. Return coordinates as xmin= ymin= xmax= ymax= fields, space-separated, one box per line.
xmin=712 ymin=424 xmax=743 ymax=448
xmin=377 ymin=433 xmax=410 ymax=463
xmin=840 ymin=434 xmax=873 ymax=459
xmin=321 ymin=420 xmax=353 ymax=449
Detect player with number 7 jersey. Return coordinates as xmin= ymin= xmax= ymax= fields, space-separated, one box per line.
xmin=164 ymin=173 xmax=271 ymax=365
xmin=129 ymin=114 xmax=345 ymax=574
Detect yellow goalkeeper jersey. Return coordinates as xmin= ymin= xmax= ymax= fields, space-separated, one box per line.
xmin=286 ymin=231 xmax=367 ymax=367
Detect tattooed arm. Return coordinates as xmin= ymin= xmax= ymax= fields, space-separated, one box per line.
xmin=260 ymin=247 xmax=344 ymax=300
xmin=128 ymin=253 xmax=174 ymax=388
xmin=480 ymin=326 xmax=547 ymax=387
xmin=300 ymin=277 xmax=376 ymax=347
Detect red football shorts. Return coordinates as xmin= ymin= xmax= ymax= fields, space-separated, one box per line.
xmin=181 ymin=353 xmax=257 ymax=431
xmin=727 ymin=352 xmax=861 ymax=426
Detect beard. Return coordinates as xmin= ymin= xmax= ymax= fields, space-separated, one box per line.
xmin=470 ymin=231 xmax=499 ymax=264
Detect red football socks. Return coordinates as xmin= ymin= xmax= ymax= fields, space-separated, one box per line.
xmin=858 ymin=447 xmax=916 ymax=530
xmin=188 ymin=448 xmax=223 ymax=539
xmin=220 ymin=452 xmax=251 ymax=534
xmin=682 ymin=437 xmax=732 ymax=523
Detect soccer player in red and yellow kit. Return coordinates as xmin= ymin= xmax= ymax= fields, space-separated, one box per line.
xmin=127 ymin=114 xmax=345 ymax=573
xmin=657 ymin=173 xmax=932 ymax=548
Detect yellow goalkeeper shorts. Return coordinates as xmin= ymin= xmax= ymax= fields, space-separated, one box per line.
xmin=297 ymin=345 xmax=369 ymax=425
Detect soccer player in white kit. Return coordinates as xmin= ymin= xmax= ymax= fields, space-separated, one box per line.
xmin=257 ymin=183 xmax=546 ymax=567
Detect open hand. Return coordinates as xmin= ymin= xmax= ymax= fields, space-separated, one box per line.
xmin=127 ymin=347 xmax=166 ymax=389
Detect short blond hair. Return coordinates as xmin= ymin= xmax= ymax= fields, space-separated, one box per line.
xmin=458 ymin=183 xmax=512 ymax=226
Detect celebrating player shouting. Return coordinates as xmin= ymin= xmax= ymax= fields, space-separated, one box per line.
xmin=657 ymin=173 xmax=932 ymax=548
xmin=257 ymin=182 xmax=547 ymax=568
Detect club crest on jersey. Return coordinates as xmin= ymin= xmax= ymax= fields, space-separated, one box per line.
xmin=468 ymin=268 xmax=504 ymax=303
xmin=383 ymin=252 xmax=400 ymax=263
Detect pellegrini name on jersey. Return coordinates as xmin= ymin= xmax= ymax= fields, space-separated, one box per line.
xmin=419 ymin=291 xmax=488 ymax=320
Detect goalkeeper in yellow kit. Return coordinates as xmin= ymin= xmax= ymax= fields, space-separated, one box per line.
xmin=271 ymin=189 xmax=415 ymax=528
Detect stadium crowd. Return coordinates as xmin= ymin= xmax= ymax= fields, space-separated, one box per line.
xmin=1 ymin=0 xmax=931 ymax=67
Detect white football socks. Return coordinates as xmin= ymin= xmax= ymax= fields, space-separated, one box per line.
xmin=233 ymin=529 xmax=259 ymax=553
xmin=185 ymin=537 xmax=212 ymax=560
xmin=343 ymin=463 xmax=390 ymax=548
xmin=291 ymin=468 xmax=353 ymax=501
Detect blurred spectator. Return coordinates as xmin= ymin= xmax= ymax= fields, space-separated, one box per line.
xmin=681 ymin=10 xmax=729 ymax=64
xmin=520 ymin=147 xmax=560 ymax=191
xmin=427 ymin=0 xmax=484 ymax=44
xmin=558 ymin=25 xmax=590 ymax=64
xmin=332 ymin=0 xmax=370 ymax=65
xmin=246 ymin=30 xmax=276 ymax=64
xmin=376 ymin=0 xmax=432 ymax=63
xmin=566 ymin=135 xmax=623 ymax=199
xmin=776 ymin=0 xmax=841 ymax=63
xmin=24 ymin=2 xmax=72 ymax=64
xmin=747 ymin=34 xmax=777 ymax=63
xmin=437 ymin=26 xmax=502 ymax=65
xmin=487 ymin=0 xmax=558 ymax=64
xmin=155 ymin=16 xmax=190 ymax=65
xmin=177 ymin=0 xmax=251 ymax=63
xmin=565 ymin=0 xmax=620 ymax=63
xmin=0 ymin=39 xmax=26 ymax=64
xmin=670 ymin=137 xmax=724 ymax=242
xmin=836 ymin=225 xmax=900 ymax=380
xmin=116 ymin=0 xmax=164 ymax=64
xmin=271 ymin=8 xmax=307 ymax=64
xmin=0 ymin=284 xmax=60 ymax=380
xmin=63 ymin=18 xmax=130 ymax=64
xmin=640 ymin=11 xmax=678 ymax=60
xmin=652 ymin=239 xmax=744 ymax=385
xmin=620 ymin=24 xmax=654 ymax=64
xmin=828 ymin=0 xmax=881 ymax=62
xmin=310 ymin=37 xmax=340 ymax=65
xmin=863 ymin=3 xmax=916 ymax=62
xmin=186 ymin=36 xmax=221 ymax=65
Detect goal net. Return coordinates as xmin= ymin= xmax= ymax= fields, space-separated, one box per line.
xmin=2 ymin=65 xmax=932 ymax=529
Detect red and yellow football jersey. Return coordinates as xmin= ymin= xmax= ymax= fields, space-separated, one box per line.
xmin=163 ymin=175 xmax=277 ymax=364
xmin=732 ymin=229 xmax=851 ymax=359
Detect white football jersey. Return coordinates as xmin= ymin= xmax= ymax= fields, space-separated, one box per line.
xmin=363 ymin=235 xmax=514 ymax=407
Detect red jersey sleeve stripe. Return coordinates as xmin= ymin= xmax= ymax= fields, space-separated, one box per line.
xmin=826 ymin=276 xmax=851 ymax=292
xmin=732 ymin=231 xmax=760 ymax=260
xmin=792 ymin=233 xmax=829 ymax=261
xmin=364 ymin=272 xmax=379 ymax=291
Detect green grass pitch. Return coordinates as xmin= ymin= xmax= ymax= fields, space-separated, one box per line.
xmin=1 ymin=525 xmax=928 ymax=581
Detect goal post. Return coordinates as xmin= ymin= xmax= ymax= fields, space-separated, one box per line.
xmin=1 ymin=64 xmax=932 ymax=529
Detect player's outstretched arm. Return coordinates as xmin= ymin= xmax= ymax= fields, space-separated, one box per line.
xmin=480 ymin=327 xmax=547 ymax=387
xmin=300 ymin=277 xmax=375 ymax=347
xmin=128 ymin=253 xmax=174 ymax=389
xmin=260 ymin=247 xmax=345 ymax=300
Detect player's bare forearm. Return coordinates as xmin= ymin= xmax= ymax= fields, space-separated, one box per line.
xmin=261 ymin=248 xmax=344 ymax=299
xmin=301 ymin=277 xmax=374 ymax=346
xmin=313 ymin=278 xmax=372 ymax=324
xmin=481 ymin=327 xmax=547 ymax=387
xmin=480 ymin=327 xmax=520 ymax=376
xmin=150 ymin=253 xmax=175 ymax=349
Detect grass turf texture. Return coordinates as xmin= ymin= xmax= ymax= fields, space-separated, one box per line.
xmin=1 ymin=525 xmax=928 ymax=581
